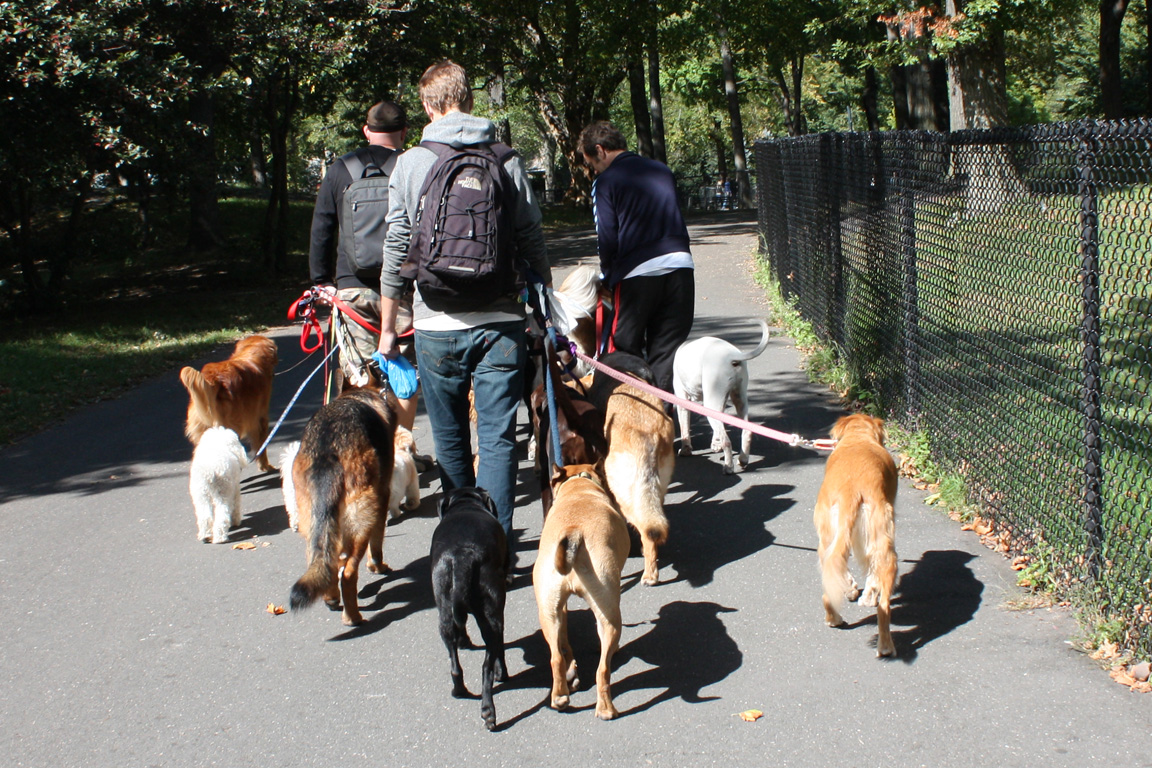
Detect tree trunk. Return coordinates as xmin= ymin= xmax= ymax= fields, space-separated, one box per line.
xmin=262 ymin=66 xmax=298 ymax=272
xmin=1100 ymin=0 xmax=1131 ymax=120
xmin=488 ymin=74 xmax=513 ymax=145
xmin=717 ymin=22 xmax=752 ymax=208
xmin=945 ymin=0 xmax=1009 ymax=130
xmin=711 ymin=118 xmax=729 ymax=183
xmin=628 ymin=55 xmax=655 ymax=157
xmin=886 ymin=22 xmax=910 ymax=130
xmin=647 ymin=0 xmax=668 ymax=164
xmin=861 ymin=65 xmax=880 ymax=131
xmin=50 ymin=171 xmax=93 ymax=296
xmin=187 ymin=89 xmax=224 ymax=252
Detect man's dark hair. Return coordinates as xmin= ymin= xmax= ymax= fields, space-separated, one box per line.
xmin=579 ymin=121 xmax=627 ymax=157
xmin=366 ymin=101 xmax=407 ymax=133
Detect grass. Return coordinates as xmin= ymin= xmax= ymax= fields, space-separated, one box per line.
xmin=0 ymin=194 xmax=309 ymax=445
xmin=0 ymin=193 xmax=600 ymax=446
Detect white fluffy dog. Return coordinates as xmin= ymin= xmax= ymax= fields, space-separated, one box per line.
xmin=279 ymin=441 xmax=300 ymax=531
xmin=389 ymin=426 xmax=421 ymax=519
xmin=672 ymin=319 xmax=771 ymax=474
xmin=189 ymin=426 xmax=249 ymax=543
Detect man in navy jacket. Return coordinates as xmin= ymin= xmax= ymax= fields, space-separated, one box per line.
xmin=580 ymin=121 xmax=695 ymax=395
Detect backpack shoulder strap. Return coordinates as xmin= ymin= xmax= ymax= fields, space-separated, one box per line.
xmin=342 ymin=146 xmax=397 ymax=180
xmin=490 ymin=142 xmax=518 ymax=164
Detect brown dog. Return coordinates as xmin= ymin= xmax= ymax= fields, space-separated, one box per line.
xmin=588 ymin=352 xmax=675 ymax=586
xmin=180 ymin=335 xmax=278 ymax=471
xmin=531 ymin=357 xmax=607 ymax=517
xmin=533 ymin=463 xmax=630 ymax=720
xmin=813 ymin=413 xmax=898 ymax=657
xmin=288 ymin=382 xmax=395 ymax=626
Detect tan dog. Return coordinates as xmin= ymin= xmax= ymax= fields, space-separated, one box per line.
xmin=180 ymin=335 xmax=278 ymax=471
xmin=389 ymin=425 xmax=421 ymax=519
xmin=289 ymin=384 xmax=395 ymax=626
xmin=589 ymin=351 xmax=675 ymax=586
xmin=533 ymin=463 xmax=630 ymax=720
xmin=813 ymin=413 xmax=898 ymax=657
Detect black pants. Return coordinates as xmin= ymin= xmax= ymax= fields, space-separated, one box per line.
xmin=609 ymin=268 xmax=695 ymax=395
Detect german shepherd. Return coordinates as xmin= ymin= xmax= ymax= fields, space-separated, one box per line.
xmin=533 ymin=463 xmax=630 ymax=720
xmin=289 ymin=382 xmax=396 ymax=626
xmin=814 ymin=413 xmax=898 ymax=657
xmin=588 ymin=352 xmax=675 ymax=586
xmin=180 ymin=334 xmax=278 ymax=472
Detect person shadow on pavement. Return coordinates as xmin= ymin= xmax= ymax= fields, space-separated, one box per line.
xmin=886 ymin=549 xmax=983 ymax=662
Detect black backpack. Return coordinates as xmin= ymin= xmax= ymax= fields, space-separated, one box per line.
xmin=400 ymin=141 xmax=522 ymax=312
xmin=339 ymin=147 xmax=399 ymax=273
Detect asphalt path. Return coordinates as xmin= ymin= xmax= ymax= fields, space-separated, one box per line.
xmin=2 ymin=210 xmax=1149 ymax=767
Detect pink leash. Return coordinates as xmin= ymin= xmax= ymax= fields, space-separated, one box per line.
xmin=572 ymin=351 xmax=837 ymax=452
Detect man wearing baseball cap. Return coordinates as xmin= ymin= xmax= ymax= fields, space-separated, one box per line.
xmin=308 ymin=101 xmax=428 ymax=465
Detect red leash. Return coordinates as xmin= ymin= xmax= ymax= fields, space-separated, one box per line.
xmin=572 ymin=350 xmax=837 ymax=452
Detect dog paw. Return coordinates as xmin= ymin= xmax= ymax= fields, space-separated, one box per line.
xmin=738 ymin=453 xmax=749 ymax=468
xmin=402 ymin=497 xmax=420 ymax=512
xmin=877 ymin=639 xmax=897 ymax=658
xmin=210 ymin=533 xmax=229 ymax=544
xmin=859 ymin=587 xmax=879 ymax=607
xmin=451 ymin=682 xmax=469 ymax=699
xmin=824 ymin=612 xmax=846 ymax=627
xmin=341 ymin=611 xmax=365 ymax=627
xmin=678 ymin=444 xmax=693 ymax=457
xmin=551 ymin=694 xmax=570 ymax=711
xmin=325 ymin=598 xmax=342 ymax=612
xmin=722 ymin=463 xmax=736 ymax=475
xmin=482 ymin=708 xmax=497 ymax=731
xmin=367 ymin=560 xmax=391 ymax=575
xmin=595 ymin=703 xmax=619 ymax=721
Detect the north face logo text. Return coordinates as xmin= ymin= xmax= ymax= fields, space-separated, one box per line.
xmin=456 ymin=177 xmax=482 ymax=191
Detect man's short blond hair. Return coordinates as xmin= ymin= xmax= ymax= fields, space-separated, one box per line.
xmin=419 ymin=60 xmax=473 ymax=114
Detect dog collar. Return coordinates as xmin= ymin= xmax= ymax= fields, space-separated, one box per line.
xmin=561 ymin=469 xmax=602 ymax=490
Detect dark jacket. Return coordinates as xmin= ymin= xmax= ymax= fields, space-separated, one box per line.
xmin=308 ymin=145 xmax=398 ymax=290
xmin=591 ymin=151 xmax=691 ymax=288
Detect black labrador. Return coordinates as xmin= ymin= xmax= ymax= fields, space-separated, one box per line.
xmin=429 ymin=487 xmax=508 ymax=731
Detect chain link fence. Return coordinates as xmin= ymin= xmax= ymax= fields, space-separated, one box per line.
xmin=755 ymin=122 xmax=1152 ymax=656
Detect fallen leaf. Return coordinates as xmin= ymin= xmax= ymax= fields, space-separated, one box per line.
xmin=737 ymin=709 xmax=763 ymax=722
xmin=266 ymin=603 xmax=286 ymax=615
xmin=232 ymin=542 xmax=257 ymax=550
xmin=1011 ymin=556 xmax=1030 ymax=571
xmin=261 ymin=542 xmax=270 ymax=548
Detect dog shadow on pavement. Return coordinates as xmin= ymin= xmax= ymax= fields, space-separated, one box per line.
xmin=610 ymin=601 xmax=742 ymax=715
xmin=500 ymin=600 xmax=742 ymax=724
xmin=324 ymin=554 xmax=435 ymax=642
xmin=660 ymin=481 xmax=793 ymax=588
xmin=847 ymin=549 xmax=982 ymax=663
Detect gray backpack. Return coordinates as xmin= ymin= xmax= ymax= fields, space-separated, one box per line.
xmin=339 ymin=148 xmax=399 ymax=272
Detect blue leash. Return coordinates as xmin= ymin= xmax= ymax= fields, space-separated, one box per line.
xmin=252 ymin=344 xmax=339 ymax=464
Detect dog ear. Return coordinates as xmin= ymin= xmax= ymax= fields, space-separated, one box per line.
xmin=437 ymin=491 xmax=452 ymax=519
xmin=481 ymin=489 xmax=499 ymax=519
xmin=550 ymin=463 xmax=567 ymax=489
xmin=873 ymin=416 xmax=887 ymax=445
xmin=830 ymin=415 xmax=850 ymax=441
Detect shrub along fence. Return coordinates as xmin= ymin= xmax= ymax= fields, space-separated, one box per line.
xmin=754 ymin=121 xmax=1152 ymax=656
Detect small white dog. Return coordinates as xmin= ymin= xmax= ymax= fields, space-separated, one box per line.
xmin=389 ymin=426 xmax=421 ymax=519
xmin=189 ymin=426 xmax=249 ymax=543
xmin=672 ymin=319 xmax=771 ymax=474
xmin=279 ymin=441 xmax=301 ymax=531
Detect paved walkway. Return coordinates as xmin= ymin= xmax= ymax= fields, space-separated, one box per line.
xmin=1 ymin=211 xmax=1148 ymax=767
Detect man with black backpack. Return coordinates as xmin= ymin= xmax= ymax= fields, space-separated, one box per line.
xmin=307 ymin=101 xmax=426 ymax=434
xmin=376 ymin=60 xmax=552 ymax=547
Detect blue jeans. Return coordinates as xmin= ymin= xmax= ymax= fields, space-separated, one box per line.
xmin=414 ymin=321 xmax=525 ymax=538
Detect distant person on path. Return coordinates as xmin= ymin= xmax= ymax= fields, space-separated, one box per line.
xmin=307 ymin=101 xmax=423 ymax=435
xmin=375 ymin=60 xmax=551 ymax=542
xmin=580 ymin=120 xmax=695 ymax=396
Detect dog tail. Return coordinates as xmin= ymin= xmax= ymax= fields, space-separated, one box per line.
xmin=289 ymin=454 xmax=343 ymax=611
xmin=553 ymin=532 xmax=583 ymax=576
xmin=820 ymin=493 xmax=862 ymax=614
xmin=734 ymin=319 xmax=772 ymax=362
xmin=180 ymin=366 xmax=219 ymax=440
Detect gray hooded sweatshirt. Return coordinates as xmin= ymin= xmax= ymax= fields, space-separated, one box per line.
xmin=380 ymin=110 xmax=551 ymax=329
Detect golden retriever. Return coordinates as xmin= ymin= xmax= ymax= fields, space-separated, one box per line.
xmin=180 ymin=335 xmax=278 ymax=471
xmin=813 ymin=413 xmax=898 ymax=657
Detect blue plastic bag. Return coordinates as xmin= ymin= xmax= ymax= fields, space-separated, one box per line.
xmin=371 ymin=351 xmax=419 ymax=399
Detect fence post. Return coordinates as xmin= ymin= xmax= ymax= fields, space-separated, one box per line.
xmin=1077 ymin=121 xmax=1104 ymax=582
xmin=900 ymin=133 xmax=921 ymax=422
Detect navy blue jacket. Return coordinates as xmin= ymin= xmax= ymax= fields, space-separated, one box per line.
xmin=591 ymin=151 xmax=691 ymax=288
